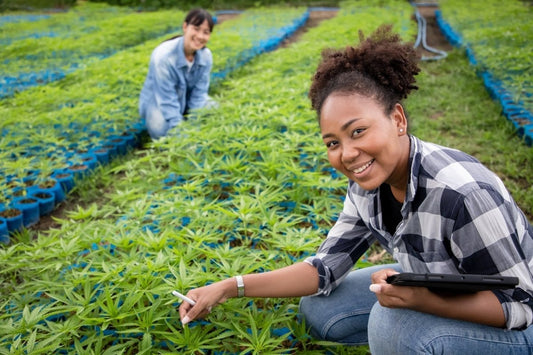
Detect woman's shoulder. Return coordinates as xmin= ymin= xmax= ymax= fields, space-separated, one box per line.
xmin=415 ymin=138 xmax=476 ymax=163
xmin=197 ymin=46 xmax=213 ymax=64
xmin=414 ymin=137 xmax=505 ymax=195
xmin=414 ymin=137 xmax=480 ymax=172
xmin=151 ymin=37 xmax=181 ymax=62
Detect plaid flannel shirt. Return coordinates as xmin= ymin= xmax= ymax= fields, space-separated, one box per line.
xmin=305 ymin=135 xmax=533 ymax=329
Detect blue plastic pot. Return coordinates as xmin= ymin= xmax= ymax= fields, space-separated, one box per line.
xmin=120 ymin=133 xmax=137 ymax=149
xmin=126 ymin=125 xmax=144 ymax=146
xmin=106 ymin=136 xmax=128 ymax=156
xmin=30 ymin=190 xmax=55 ymax=216
xmin=78 ymin=153 xmax=99 ymax=170
xmin=11 ymin=196 xmax=40 ymax=227
xmin=0 ymin=217 xmax=9 ymax=244
xmin=89 ymin=147 xmax=110 ymax=165
xmin=8 ymin=186 xmax=26 ymax=200
xmin=101 ymin=143 xmax=118 ymax=160
xmin=52 ymin=170 xmax=75 ymax=194
xmin=37 ymin=179 xmax=66 ymax=204
xmin=67 ymin=163 xmax=90 ymax=180
xmin=1 ymin=208 xmax=24 ymax=233
xmin=518 ymin=123 xmax=533 ymax=146
xmin=23 ymin=168 xmax=40 ymax=176
xmin=22 ymin=176 xmax=40 ymax=194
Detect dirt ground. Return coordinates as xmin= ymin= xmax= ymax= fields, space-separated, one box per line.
xmin=219 ymin=6 xmax=451 ymax=52
xmin=281 ymin=9 xmax=338 ymax=47
xmin=212 ymin=12 xmax=239 ymax=24
xmin=28 ymin=5 xmax=453 ymax=234
xmin=415 ymin=5 xmax=454 ymax=55
xmin=281 ymin=6 xmax=451 ymax=53
xmin=216 ymin=10 xmax=339 ymax=48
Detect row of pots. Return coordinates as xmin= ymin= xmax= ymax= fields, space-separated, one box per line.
xmin=0 ymin=124 xmax=145 ymax=243
xmin=435 ymin=10 xmax=533 ymax=146
xmin=211 ymin=10 xmax=309 ymax=84
xmin=0 ymin=8 xmax=312 ymax=242
xmin=0 ymin=179 xmax=66 ymax=241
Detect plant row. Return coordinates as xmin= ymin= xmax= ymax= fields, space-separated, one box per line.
xmin=0 ymin=1 xmax=416 ymax=353
xmin=0 ymin=2 xmax=130 ymax=44
xmin=436 ymin=0 xmax=533 ymax=146
xmin=0 ymin=13 xmax=51 ymax=26
xmin=0 ymin=4 xmax=309 ymax=99
xmin=0 ymin=7 xmax=310 ymax=237
xmin=0 ymin=5 xmax=181 ymax=98
xmin=1 ymin=0 xmax=77 ymax=12
xmin=84 ymin=0 xmax=321 ymax=11
xmin=210 ymin=7 xmax=309 ymax=84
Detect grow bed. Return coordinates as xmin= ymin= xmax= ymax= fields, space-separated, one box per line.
xmin=437 ymin=0 xmax=533 ymax=146
xmin=0 ymin=6 xmax=311 ymax=235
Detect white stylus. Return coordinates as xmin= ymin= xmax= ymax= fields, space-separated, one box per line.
xmin=171 ymin=290 xmax=196 ymax=306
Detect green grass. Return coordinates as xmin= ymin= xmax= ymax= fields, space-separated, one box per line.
xmin=408 ymin=49 xmax=533 ymax=221
xmin=438 ymin=0 xmax=532 ymax=112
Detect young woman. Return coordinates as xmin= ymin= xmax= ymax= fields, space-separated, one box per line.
xmin=178 ymin=25 xmax=533 ymax=353
xmin=139 ymin=8 xmax=215 ymax=140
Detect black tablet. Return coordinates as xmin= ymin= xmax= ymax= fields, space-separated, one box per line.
xmin=386 ymin=273 xmax=519 ymax=293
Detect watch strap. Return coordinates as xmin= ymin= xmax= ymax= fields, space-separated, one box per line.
xmin=235 ymin=275 xmax=245 ymax=297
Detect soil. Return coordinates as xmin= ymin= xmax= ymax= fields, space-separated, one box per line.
xmin=214 ymin=12 xmax=240 ymax=24
xmin=279 ymin=6 xmax=452 ymax=54
xmin=27 ymin=5 xmax=454 ymax=235
xmin=0 ymin=208 xmax=22 ymax=218
xmin=280 ymin=9 xmax=338 ymax=47
xmin=414 ymin=4 xmax=454 ymax=56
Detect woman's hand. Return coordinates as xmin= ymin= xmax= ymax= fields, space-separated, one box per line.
xmin=368 ymin=268 xmax=506 ymax=327
xmin=178 ymin=278 xmax=235 ymax=325
xmin=178 ymin=262 xmax=319 ymax=325
xmin=369 ymin=268 xmax=431 ymax=309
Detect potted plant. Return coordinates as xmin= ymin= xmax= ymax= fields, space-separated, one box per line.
xmin=33 ymin=160 xmax=67 ymax=205
xmin=0 ymin=172 xmax=24 ymax=235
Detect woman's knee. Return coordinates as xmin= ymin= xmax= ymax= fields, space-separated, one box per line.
xmin=368 ymin=304 xmax=481 ymax=354
xmin=370 ymin=304 xmax=533 ymax=355
xmin=299 ymin=296 xmax=326 ymax=340
xmin=299 ymin=265 xmax=401 ymax=345
xmin=299 ymin=295 xmax=370 ymax=345
xmin=144 ymin=106 xmax=169 ymax=140
xmin=368 ymin=303 xmax=423 ymax=354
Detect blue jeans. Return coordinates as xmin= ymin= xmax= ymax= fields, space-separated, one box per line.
xmin=299 ymin=264 xmax=533 ymax=354
xmin=140 ymin=102 xmax=181 ymax=140
xmin=140 ymin=97 xmax=218 ymax=140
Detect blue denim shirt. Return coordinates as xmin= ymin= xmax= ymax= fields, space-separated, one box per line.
xmin=139 ymin=36 xmax=212 ymax=126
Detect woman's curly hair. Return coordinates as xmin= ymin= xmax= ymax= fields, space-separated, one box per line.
xmin=309 ymin=24 xmax=420 ymax=117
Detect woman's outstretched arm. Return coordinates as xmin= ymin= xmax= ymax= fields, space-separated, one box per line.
xmin=178 ymin=261 xmax=319 ymax=324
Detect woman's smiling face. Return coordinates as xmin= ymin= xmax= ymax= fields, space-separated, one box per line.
xmin=320 ymin=93 xmax=409 ymax=192
xmin=182 ymin=19 xmax=211 ymax=54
